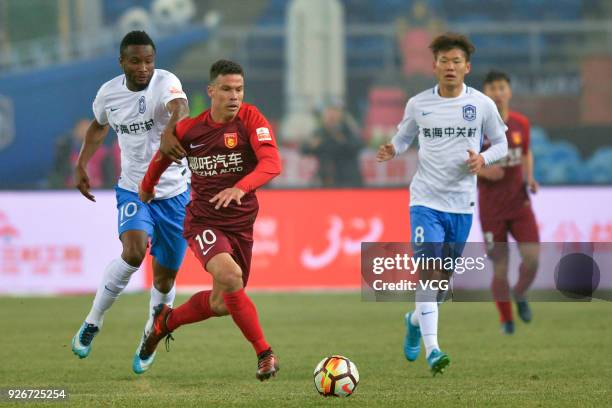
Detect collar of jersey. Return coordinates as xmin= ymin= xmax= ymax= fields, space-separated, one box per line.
xmin=433 ymin=83 xmax=467 ymax=100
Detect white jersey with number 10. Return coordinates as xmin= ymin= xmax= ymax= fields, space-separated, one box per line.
xmin=92 ymin=69 xmax=188 ymax=199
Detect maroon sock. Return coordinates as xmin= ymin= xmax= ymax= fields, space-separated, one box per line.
xmin=492 ymin=276 xmax=512 ymax=322
xmin=223 ymin=288 xmax=270 ymax=355
xmin=167 ymin=290 xmax=216 ymax=331
xmin=514 ymin=261 xmax=537 ymax=298
xmin=495 ymin=301 xmax=513 ymax=323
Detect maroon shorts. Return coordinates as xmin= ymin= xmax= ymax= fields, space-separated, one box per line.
xmin=186 ymin=226 xmax=254 ymax=286
xmin=481 ymin=205 xmax=540 ymax=244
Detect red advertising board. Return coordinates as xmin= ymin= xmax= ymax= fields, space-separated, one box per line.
xmin=145 ymin=189 xmax=411 ymax=290
xmin=1 ymin=188 xmax=611 ymax=294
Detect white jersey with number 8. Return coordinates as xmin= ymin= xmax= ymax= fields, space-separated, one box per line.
xmin=392 ymin=84 xmax=508 ymax=214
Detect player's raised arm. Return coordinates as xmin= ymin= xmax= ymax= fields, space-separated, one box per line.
xmin=158 ymin=72 xmax=189 ymax=163
xmin=160 ymin=98 xmax=189 ymax=164
xmin=378 ymin=99 xmax=418 ymax=162
xmin=75 ymin=119 xmax=109 ymax=202
xmin=480 ymin=100 xmax=508 ymax=166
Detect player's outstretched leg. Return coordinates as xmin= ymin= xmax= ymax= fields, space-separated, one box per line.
xmin=72 ymin=256 xmax=139 ymax=358
xmin=223 ymin=289 xmax=279 ymax=381
xmin=403 ymin=311 xmax=421 ymax=361
xmin=133 ymin=303 xmax=173 ymax=374
xmin=133 ymin=290 xmax=217 ymax=374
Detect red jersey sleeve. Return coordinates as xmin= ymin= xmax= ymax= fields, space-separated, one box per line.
xmin=141 ymin=151 xmax=173 ymax=193
xmin=141 ymin=118 xmax=191 ymax=193
xmin=243 ymin=105 xmax=278 ymax=152
xmin=234 ymin=106 xmax=282 ymax=192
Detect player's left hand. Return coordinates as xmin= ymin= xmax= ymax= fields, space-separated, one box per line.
xmin=466 ymin=149 xmax=485 ymax=174
xmin=376 ymin=143 xmax=396 ymax=162
xmin=209 ymin=187 xmax=246 ymax=210
xmin=527 ymin=177 xmax=539 ymax=194
xmin=138 ymin=184 xmax=155 ymax=203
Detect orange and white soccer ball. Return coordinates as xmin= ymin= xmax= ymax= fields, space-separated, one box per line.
xmin=313 ymin=355 xmax=359 ymax=397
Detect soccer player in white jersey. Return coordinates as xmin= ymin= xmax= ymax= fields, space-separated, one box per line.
xmin=377 ymin=33 xmax=508 ymax=375
xmin=71 ymin=31 xmax=190 ymax=374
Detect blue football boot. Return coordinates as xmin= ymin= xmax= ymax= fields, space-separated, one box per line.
xmin=403 ymin=311 xmax=421 ymax=361
xmin=427 ymin=349 xmax=450 ymax=376
xmin=72 ymin=322 xmax=99 ymax=359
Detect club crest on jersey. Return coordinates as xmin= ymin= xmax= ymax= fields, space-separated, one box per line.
xmin=463 ymin=104 xmax=476 ymax=121
xmin=224 ymin=132 xmax=238 ymax=149
xmin=138 ymin=96 xmax=146 ymax=114
xmin=512 ymin=131 xmax=522 ymax=145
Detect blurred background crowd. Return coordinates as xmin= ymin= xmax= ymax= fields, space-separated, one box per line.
xmin=1 ymin=0 xmax=611 ymax=189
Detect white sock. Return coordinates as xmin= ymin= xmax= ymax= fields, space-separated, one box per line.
xmin=85 ymin=257 xmax=139 ymax=327
xmin=145 ymin=285 xmax=176 ymax=329
xmin=416 ymin=301 xmax=439 ymax=358
xmin=411 ymin=289 xmax=446 ymax=327
xmin=150 ymin=284 xmax=176 ymax=309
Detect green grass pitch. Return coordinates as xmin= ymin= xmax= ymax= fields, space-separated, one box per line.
xmin=1 ymin=293 xmax=610 ymax=407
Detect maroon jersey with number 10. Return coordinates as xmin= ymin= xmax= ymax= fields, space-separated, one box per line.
xmin=478 ymin=110 xmax=531 ymax=220
xmin=175 ymin=103 xmax=278 ymax=236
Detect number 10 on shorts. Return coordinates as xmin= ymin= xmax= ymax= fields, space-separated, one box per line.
xmin=119 ymin=202 xmax=138 ymax=223
xmin=195 ymin=229 xmax=217 ymax=255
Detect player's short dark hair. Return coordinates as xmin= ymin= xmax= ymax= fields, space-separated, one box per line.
xmin=483 ymin=70 xmax=511 ymax=86
xmin=120 ymin=31 xmax=156 ymax=56
xmin=429 ymin=32 xmax=475 ymax=61
xmin=210 ymin=59 xmax=244 ymax=82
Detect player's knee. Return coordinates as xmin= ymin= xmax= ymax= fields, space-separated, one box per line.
xmin=121 ymin=243 xmax=147 ymax=267
xmin=522 ymin=253 xmax=539 ymax=271
xmin=218 ymin=266 xmax=244 ymax=292
xmin=492 ymin=259 xmax=509 ymax=277
xmin=489 ymin=246 xmax=509 ymax=264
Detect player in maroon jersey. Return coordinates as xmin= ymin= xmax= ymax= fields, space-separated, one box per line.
xmin=478 ymin=71 xmax=540 ymax=335
xmin=135 ymin=60 xmax=282 ymax=380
